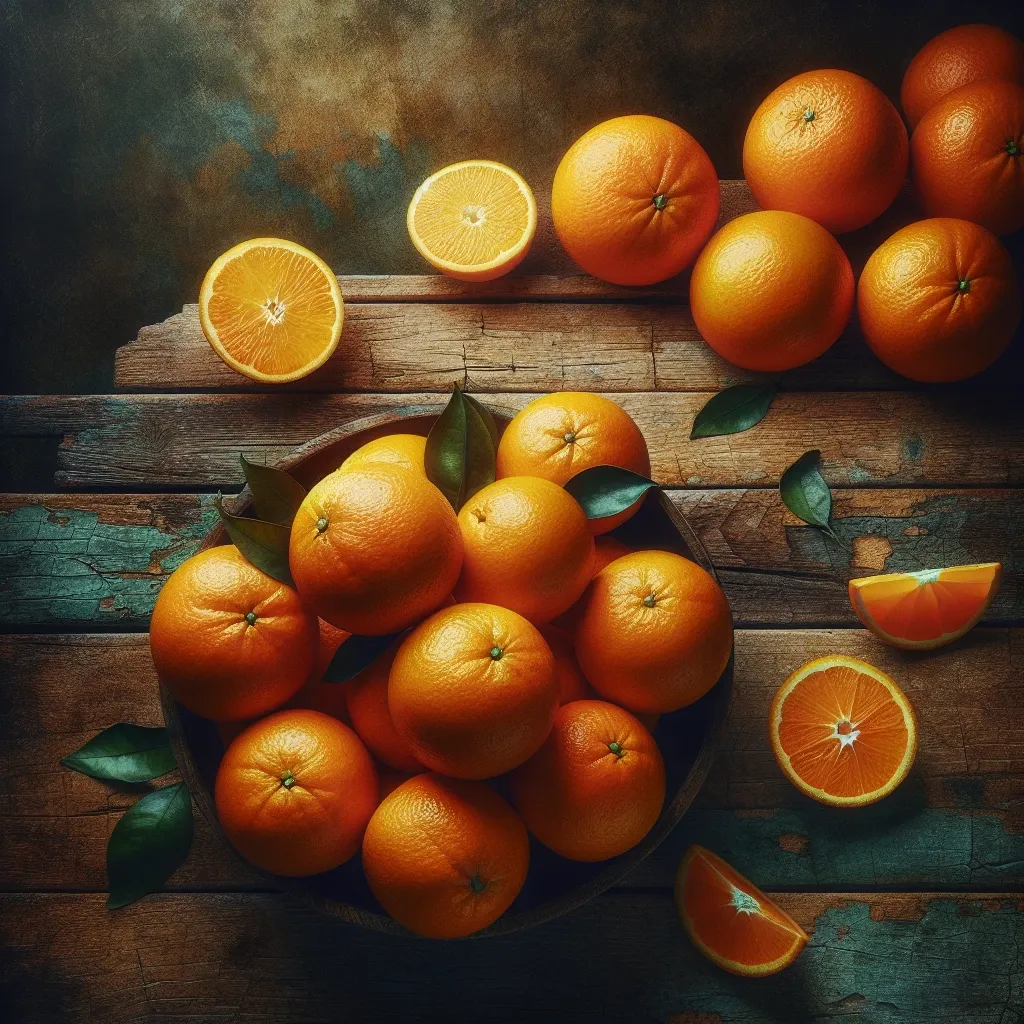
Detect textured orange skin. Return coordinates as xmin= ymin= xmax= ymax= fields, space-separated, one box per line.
xmin=901 ymin=24 xmax=1024 ymax=130
xmin=344 ymin=643 xmax=424 ymax=772
xmin=911 ymin=79 xmax=1024 ymax=235
xmin=743 ymin=69 xmax=908 ymax=234
xmin=538 ymin=625 xmax=589 ymax=704
xmin=455 ymin=476 xmax=595 ymax=625
xmin=289 ymin=465 xmax=462 ymax=635
xmin=551 ymin=115 xmax=719 ymax=285
xmin=339 ymin=434 xmax=427 ymax=475
xmin=214 ymin=709 xmax=378 ymax=877
xmin=150 ymin=546 xmax=317 ymax=722
xmin=690 ymin=211 xmax=854 ymax=372
xmin=857 ymin=218 xmax=1021 ymax=383
xmin=377 ymin=768 xmax=423 ymax=800
xmin=496 ymin=392 xmax=651 ymax=535
xmin=389 ymin=603 xmax=558 ymax=779
xmin=362 ymin=773 xmax=529 ymax=938
xmin=551 ymin=535 xmax=633 ymax=632
xmin=281 ymin=618 xmax=352 ymax=724
xmin=574 ymin=550 xmax=733 ymax=715
xmin=510 ymin=700 xmax=665 ymax=862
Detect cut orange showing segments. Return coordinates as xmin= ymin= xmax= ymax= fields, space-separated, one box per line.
xmin=199 ymin=238 xmax=344 ymax=383
xmin=675 ymin=845 xmax=809 ymax=977
xmin=849 ymin=563 xmax=1001 ymax=651
xmin=770 ymin=655 xmax=917 ymax=808
xmin=407 ymin=160 xmax=537 ymax=281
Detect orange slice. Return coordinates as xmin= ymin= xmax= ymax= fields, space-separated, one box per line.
xmin=407 ymin=160 xmax=537 ymax=281
xmin=675 ymin=845 xmax=809 ymax=977
xmin=849 ymin=563 xmax=1001 ymax=650
xmin=770 ymin=655 xmax=917 ymax=807
xmin=199 ymin=238 xmax=344 ymax=383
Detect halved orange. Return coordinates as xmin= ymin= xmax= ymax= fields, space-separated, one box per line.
xmin=407 ymin=160 xmax=537 ymax=281
xmin=675 ymin=845 xmax=809 ymax=977
xmin=849 ymin=563 xmax=1001 ymax=650
xmin=199 ymin=238 xmax=344 ymax=383
xmin=770 ymin=655 xmax=917 ymax=807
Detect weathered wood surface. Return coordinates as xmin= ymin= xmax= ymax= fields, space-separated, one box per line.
xmin=1 ymin=892 xmax=1021 ymax=1023
xmin=2 ymin=490 xmax=1020 ymax=629
xmin=4 ymin=631 xmax=1019 ymax=892
xmin=3 ymin=392 xmax=1022 ymax=489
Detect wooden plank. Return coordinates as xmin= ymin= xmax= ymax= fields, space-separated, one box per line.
xmin=1 ymin=892 xmax=1021 ymax=1022
xmin=3 ymin=393 xmax=1021 ymax=489
xmin=3 ymin=631 xmax=1020 ymax=892
xmin=2 ymin=490 xmax=1020 ymax=630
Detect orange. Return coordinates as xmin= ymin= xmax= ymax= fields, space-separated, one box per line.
xmin=574 ymin=551 xmax=733 ymax=715
xmin=911 ymin=79 xmax=1024 ymax=235
xmin=214 ymin=709 xmax=378 ymax=876
xmin=769 ymin=655 xmax=918 ymax=807
xmin=551 ymin=535 xmax=634 ymax=633
xmin=362 ymin=773 xmax=529 ymax=938
xmin=496 ymin=392 xmax=651 ymax=534
xmin=675 ymin=846 xmax=809 ymax=977
xmin=199 ymin=238 xmax=344 ymax=383
xmin=510 ymin=700 xmax=665 ymax=862
xmin=455 ymin=476 xmax=595 ymax=625
xmin=289 ymin=464 xmax=462 ymax=636
xmin=538 ymin=625 xmax=588 ymax=704
xmin=690 ymin=211 xmax=854 ymax=372
xmin=743 ymin=69 xmax=908 ymax=233
xmin=407 ymin=160 xmax=537 ymax=281
xmin=344 ymin=642 xmax=424 ymax=772
xmin=339 ymin=434 xmax=426 ymax=475
xmin=857 ymin=218 xmax=1021 ymax=382
xmin=551 ymin=115 xmax=719 ymax=285
xmin=849 ymin=562 xmax=1001 ymax=650
xmin=378 ymin=768 xmax=422 ymax=800
xmin=279 ymin=618 xmax=352 ymax=724
xmin=389 ymin=603 xmax=558 ymax=779
xmin=150 ymin=545 xmax=317 ymax=721
xmin=902 ymin=24 xmax=1024 ymax=130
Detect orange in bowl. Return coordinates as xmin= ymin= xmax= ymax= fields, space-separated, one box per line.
xmin=340 ymin=434 xmax=426 ymax=475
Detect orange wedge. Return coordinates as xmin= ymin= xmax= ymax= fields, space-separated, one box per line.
xmin=675 ymin=845 xmax=809 ymax=977
xmin=849 ymin=563 xmax=1001 ymax=650
xmin=199 ymin=238 xmax=344 ymax=383
xmin=407 ymin=160 xmax=537 ymax=281
xmin=770 ymin=655 xmax=917 ymax=807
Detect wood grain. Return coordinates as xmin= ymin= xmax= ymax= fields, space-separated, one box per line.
xmin=3 ymin=392 xmax=1021 ymax=489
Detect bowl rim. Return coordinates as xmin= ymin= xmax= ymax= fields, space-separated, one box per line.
xmin=161 ymin=400 xmax=734 ymax=938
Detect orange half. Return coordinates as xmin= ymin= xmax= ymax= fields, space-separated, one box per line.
xmin=770 ymin=655 xmax=917 ymax=807
xmin=199 ymin=238 xmax=344 ymax=383
xmin=849 ymin=563 xmax=1001 ymax=650
xmin=675 ymin=845 xmax=809 ymax=977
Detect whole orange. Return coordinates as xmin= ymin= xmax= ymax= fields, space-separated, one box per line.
xmin=911 ymin=79 xmax=1024 ymax=235
xmin=454 ymin=476 xmax=595 ymax=624
xmin=389 ymin=603 xmax=558 ymax=779
xmin=340 ymin=433 xmax=426 ymax=475
xmin=857 ymin=218 xmax=1021 ymax=382
xmin=496 ymin=392 xmax=650 ymax=534
xmin=345 ymin=642 xmax=424 ymax=773
xmin=289 ymin=464 xmax=462 ymax=635
xmin=150 ymin=545 xmax=317 ymax=721
xmin=539 ymin=625 xmax=589 ymax=704
xmin=574 ymin=550 xmax=733 ymax=714
xmin=511 ymin=700 xmax=665 ymax=862
xmin=551 ymin=115 xmax=719 ymax=285
xmin=362 ymin=773 xmax=529 ymax=938
xmin=902 ymin=24 xmax=1024 ymax=130
xmin=689 ymin=210 xmax=855 ymax=371
xmin=743 ymin=69 xmax=908 ymax=233
xmin=214 ymin=709 xmax=378 ymax=876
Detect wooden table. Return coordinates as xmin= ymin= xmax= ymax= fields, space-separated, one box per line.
xmin=2 ymin=182 xmax=1022 ymax=1022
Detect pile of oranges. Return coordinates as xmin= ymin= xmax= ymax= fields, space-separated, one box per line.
xmin=149 ymin=391 xmax=733 ymax=938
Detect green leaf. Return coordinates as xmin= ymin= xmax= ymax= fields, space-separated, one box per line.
xmin=215 ymin=495 xmax=294 ymax=586
xmin=62 ymin=724 xmax=175 ymax=783
xmin=239 ymin=454 xmax=307 ymax=528
xmin=564 ymin=465 xmax=659 ymax=521
xmin=424 ymin=384 xmax=497 ymax=510
xmin=322 ymin=632 xmax=400 ymax=684
xmin=690 ymin=383 xmax=778 ymax=439
xmin=107 ymin=782 xmax=193 ymax=909
xmin=780 ymin=449 xmax=843 ymax=545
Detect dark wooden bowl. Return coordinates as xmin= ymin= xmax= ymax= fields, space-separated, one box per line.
xmin=162 ymin=402 xmax=734 ymax=937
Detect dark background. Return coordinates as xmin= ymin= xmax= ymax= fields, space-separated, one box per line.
xmin=3 ymin=0 xmax=1024 ymax=395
